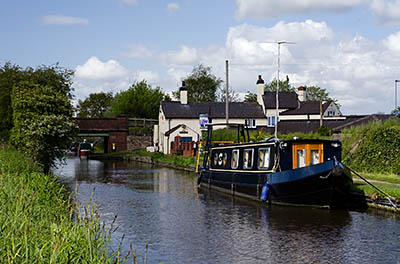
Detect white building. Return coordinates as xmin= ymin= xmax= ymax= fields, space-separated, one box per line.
xmin=155 ymin=75 xmax=344 ymax=154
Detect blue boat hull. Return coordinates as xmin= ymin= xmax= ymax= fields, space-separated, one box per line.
xmin=199 ymin=160 xmax=353 ymax=208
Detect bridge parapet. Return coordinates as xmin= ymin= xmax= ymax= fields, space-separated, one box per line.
xmin=75 ymin=115 xmax=128 ymax=132
xmin=74 ymin=115 xmax=128 ymax=153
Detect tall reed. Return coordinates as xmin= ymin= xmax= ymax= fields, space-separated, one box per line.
xmin=0 ymin=147 xmax=133 ymax=263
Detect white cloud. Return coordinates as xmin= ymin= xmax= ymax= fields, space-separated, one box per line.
xmin=41 ymin=15 xmax=89 ymax=25
xmin=75 ymin=56 xmax=129 ymax=80
xmin=369 ymin=0 xmax=400 ymax=25
xmin=235 ymin=0 xmax=364 ymax=19
xmin=383 ymin=31 xmax=400 ymax=52
xmin=137 ymin=71 xmax=160 ymax=84
xmin=153 ymin=20 xmax=397 ymax=114
xmin=235 ymin=0 xmax=400 ymax=26
xmin=120 ymin=0 xmax=138 ymax=6
xmin=73 ymin=57 xmax=163 ymax=101
xmin=161 ymin=45 xmax=199 ymax=66
xmin=166 ymin=2 xmax=180 ymax=14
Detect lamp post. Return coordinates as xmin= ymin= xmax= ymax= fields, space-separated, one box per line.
xmin=275 ymin=41 xmax=294 ymax=138
xmin=395 ymin=80 xmax=400 ymax=110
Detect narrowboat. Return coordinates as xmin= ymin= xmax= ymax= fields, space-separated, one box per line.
xmin=198 ymin=124 xmax=354 ymax=209
xmin=78 ymin=141 xmax=93 ymax=158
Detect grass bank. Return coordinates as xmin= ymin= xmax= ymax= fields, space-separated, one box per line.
xmin=0 ymin=147 xmax=128 ymax=263
xmin=130 ymin=149 xmax=198 ymax=169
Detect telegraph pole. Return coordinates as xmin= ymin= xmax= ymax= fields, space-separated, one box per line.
xmin=225 ymin=60 xmax=229 ymax=124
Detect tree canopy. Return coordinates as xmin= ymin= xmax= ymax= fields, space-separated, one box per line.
xmin=0 ymin=62 xmax=75 ymax=141
xmin=76 ymin=92 xmax=114 ymax=118
xmin=173 ymin=64 xmax=222 ymax=102
xmin=0 ymin=62 xmax=24 ymax=140
xmin=112 ymin=80 xmax=169 ymax=119
xmin=264 ymin=76 xmax=339 ymax=108
xmin=244 ymin=92 xmax=257 ymax=102
xmin=10 ymin=79 xmax=76 ymax=173
xmin=264 ymin=76 xmax=295 ymax=92
xmin=217 ymin=86 xmax=240 ymax=102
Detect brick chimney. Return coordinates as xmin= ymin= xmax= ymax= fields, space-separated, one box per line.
xmin=256 ymin=75 xmax=264 ymax=106
xmin=297 ymin=86 xmax=306 ymax=102
xmin=180 ymin=81 xmax=187 ymax=105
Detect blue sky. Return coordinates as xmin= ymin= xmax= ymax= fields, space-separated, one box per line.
xmin=2 ymin=0 xmax=400 ymax=114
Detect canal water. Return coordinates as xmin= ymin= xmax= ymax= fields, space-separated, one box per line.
xmin=57 ymin=157 xmax=400 ymax=264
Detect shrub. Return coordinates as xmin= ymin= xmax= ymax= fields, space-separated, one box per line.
xmin=342 ymin=119 xmax=400 ymax=175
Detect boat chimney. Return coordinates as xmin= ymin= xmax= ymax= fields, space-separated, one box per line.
xmin=256 ymin=75 xmax=264 ymax=106
xmin=180 ymin=81 xmax=188 ymax=105
xmin=297 ymin=86 xmax=306 ymax=102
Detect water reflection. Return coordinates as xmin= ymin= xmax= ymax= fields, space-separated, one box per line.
xmin=56 ymin=158 xmax=400 ymax=264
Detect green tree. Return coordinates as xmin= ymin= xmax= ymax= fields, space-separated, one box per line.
xmin=244 ymin=92 xmax=257 ymax=102
xmin=0 ymin=63 xmax=74 ymax=141
xmin=217 ymin=86 xmax=240 ymax=102
xmin=112 ymin=80 xmax=169 ymax=119
xmin=77 ymin=92 xmax=114 ymax=117
xmin=304 ymin=85 xmax=340 ymax=108
xmin=10 ymin=81 xmax=76 ymax=173
xmin=0 ymin=62 xmax=24 ymax=140
xmin=264 ymin=76 xmax=295 ymax=92
xmin=173 ymin=64 xmax=222 ymax=102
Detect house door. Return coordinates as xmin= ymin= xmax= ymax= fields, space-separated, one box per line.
xmin=292 ymin=143 xmax=324 ymax=169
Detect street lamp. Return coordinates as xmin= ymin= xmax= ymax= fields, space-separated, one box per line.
xmin=275 ymin=41 xmax=294 ymax=138
xmin=395 ymin=80 xmax=400 ymax=110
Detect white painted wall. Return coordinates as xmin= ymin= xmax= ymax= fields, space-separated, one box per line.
xmin=158 ymin=113 xmax=268 ymax=154
xmin=324 ymin=102 xmax=342 ymax=117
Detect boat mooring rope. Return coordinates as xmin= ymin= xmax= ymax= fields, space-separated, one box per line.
xmin=344 ymin=165 xmax=398 ymax=209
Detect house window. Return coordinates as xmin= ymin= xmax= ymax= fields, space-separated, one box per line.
xmin=267 ymin=116 xmax=278 ymax=127
xmin=245 ymin=119 xmax=256 ymax=128
xmin=327 ymin=111 xmax=335 ymax=117
xmin=231 ymin=149 xmax=239 ymax=169
xmin=258 ymin=148 xmax=271 ymax=170
xmin=243 ymin=149 xmax=254 ymax=169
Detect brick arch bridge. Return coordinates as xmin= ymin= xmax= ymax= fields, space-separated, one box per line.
xmin=74 ymin=115 xmax=128 ymax=153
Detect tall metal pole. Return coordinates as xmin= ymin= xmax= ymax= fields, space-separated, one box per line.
xmin=395 ymin=80 xmax=400 ymax=110
xmin=225 ymin=60 xmax=229 ymax=124
xmin=275 ymin=42 xmax=282 ymax=139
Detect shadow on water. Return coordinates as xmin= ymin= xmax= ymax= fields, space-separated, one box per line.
xmin=56 ymin=157 xmax=400 ymax=264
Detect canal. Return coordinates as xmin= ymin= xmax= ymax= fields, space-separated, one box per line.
xmin=57 ymin=157 xmax=400 ymax=264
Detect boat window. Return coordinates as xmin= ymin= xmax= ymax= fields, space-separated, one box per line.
xmin=292 ymin=143 xmax=324 ymax=169
xmin=310 ymin=150 xmax=319 ymax=165
xmin=217 ymin=152 xmax=228 ymax=166
xmin=231 ymin=149 xmax=239 ymax=169
xmin=243 ymin=149 xmax=253 ymax=169
xmin=297 ymin=149 xmax=306 ymax=168
xmin=213 ymin=152 xmax=219 ymax=166
xmin=258 ymin=148 xmax=271 ymax=169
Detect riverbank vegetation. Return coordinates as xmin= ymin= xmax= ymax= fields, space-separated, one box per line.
xmin=0 ymin=147 xmax=128 ymax=263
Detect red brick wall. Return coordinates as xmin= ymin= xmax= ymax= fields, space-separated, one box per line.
xmin=108 ymin=132 xmax=128 ymax=152
xmin=170 ymin=136 xmax=198 ymax=156
xmin=75 ymin=115 xmax=128 ymax=131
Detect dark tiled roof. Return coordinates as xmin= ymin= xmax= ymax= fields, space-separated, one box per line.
xmin=258 ymin=119 xmax=347 ymax=134
xmin=280 ymin=101 xmax=331 ymax=115
xmin=161 ymin=101 xmax=265 ymax=119
xmin=331 ymin=114 xmax=397 ymax=132
xmin=262 ymin=92 xmax=298 ymax=109
xmin=257 ymin=114 xmax=397 ymax=134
